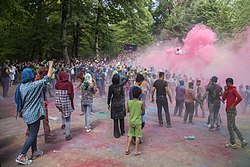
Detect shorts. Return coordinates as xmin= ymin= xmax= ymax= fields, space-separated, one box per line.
xmin=128 ymin=124 xmax=142 ymax=138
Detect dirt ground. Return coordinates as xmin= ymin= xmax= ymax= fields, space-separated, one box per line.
xmin=0 ymin=84 xmax=250 ymax=167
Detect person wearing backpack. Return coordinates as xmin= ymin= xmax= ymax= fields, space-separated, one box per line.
xmin=222 ymin=78 xmax=248 ymax=149
xmin=205 ymin=76 xmax=223 ymax=131
xmin=14 ymin=61 xmax=53 ymax=165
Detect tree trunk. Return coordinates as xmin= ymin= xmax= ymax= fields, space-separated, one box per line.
xmin=72 ymin=0 xmax=80 ymax=59
xmin=71 ymin=28 xmax=76 ymax=58
xmin=95 ymin=0 xmax=102 ymax=59
xmin=75 ymin=22 xmax=80 ymax=58
xmin=61 ymin=0 xmax=70 ymax=62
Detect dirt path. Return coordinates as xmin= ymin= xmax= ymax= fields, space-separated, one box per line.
xmin=0 ymin=85 xmax=249 ymax=167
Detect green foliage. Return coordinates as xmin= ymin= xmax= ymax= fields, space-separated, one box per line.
xmin=153 ymin=0 xmax=250 ymax=41
xmin=0 ymin=0 xmax=250 ymax=62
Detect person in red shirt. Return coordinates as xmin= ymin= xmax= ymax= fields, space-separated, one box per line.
xmin=222 ymin=78 xmax=248 ymax=149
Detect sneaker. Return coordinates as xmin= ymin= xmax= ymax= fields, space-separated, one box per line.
xmin=225 ymin=143 xmax=237 ymax=149
xmin=209 ymin=126 xmax=215 ymax=131
xmin=15 ymin=154 xmax=32 ymax=165
xmin=66 ymin=135 xmax=72 ymax=141
xmin=85 ymin=125 xmax=92 ymax=129
xmin=31 ymin=150 xmax=44 ymax=160
xmin=86 ymin=129 xmax=92 ymax=133
xmin=206 ymin=124 xmax=211 ymax=128
xmin=166 ymin=124 xmax=172 ymax=128
xmin=183 ymin=121 xmax=186 ymax=124
xmin=216 ymin=126 xmax=221 ymax=130
xmin=241 ymin=140 xmax=248 ymax=148
xmin=159 ymin=123 xmax=163 ymax=127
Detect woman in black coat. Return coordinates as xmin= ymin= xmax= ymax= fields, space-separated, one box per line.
xmin=108 ymin=74 xmax=128 ymax=138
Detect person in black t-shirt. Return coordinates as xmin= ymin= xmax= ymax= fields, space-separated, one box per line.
xmin=151 ymin=72 xmax=172 ymax=128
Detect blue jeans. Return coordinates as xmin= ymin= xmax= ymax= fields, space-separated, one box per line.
xmin=62 ymin=116 xmax=71 ymax=136
xmin=83 ymin=104 xmax=92 ymax=129
xmin=21 ymin=118 xmax=41 ymax=155
xmin=51 ymin=78 xmax=56 ymax=89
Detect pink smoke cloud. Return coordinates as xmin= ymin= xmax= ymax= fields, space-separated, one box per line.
xmin=140 ymin=24 xmax=250 ymax=85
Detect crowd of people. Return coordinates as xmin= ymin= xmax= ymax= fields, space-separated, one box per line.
xmin=0 ymin=51 xmax=249 ymax=164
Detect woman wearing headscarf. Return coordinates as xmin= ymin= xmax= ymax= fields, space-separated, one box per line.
xmin=75 ymin=72 xmax=96 ymax=116
xmin=25 ymin=66 xmax=55 ymax=143
xmin=108 ymin=74 xmax=128 ymax=138
xmin=15 ymin=61 xmax=53 ymax=165
xmin=55 ymin=71 xmax=74 ymax=141
xmin=81 ymin=73 xmax=95 ymax=132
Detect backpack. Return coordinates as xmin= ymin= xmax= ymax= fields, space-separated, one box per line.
xmin=14 ymin=84 xmax=24 ymax=118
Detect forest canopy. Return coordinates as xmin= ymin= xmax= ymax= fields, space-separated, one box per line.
xmin=0 ymin=0 xmax=249 ymax=62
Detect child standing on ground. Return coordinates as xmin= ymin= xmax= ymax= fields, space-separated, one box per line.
xmin=125 ymin=87 xmax=145 ymax=156
xmin=129 ymin=74 xmax=145 ymax=143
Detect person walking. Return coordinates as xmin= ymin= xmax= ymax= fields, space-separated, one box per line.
xmin=15 ymin=61 xmax=53 ymax=165
xmin=55 ymin=71 xmax=74 ymax=141
xmin=81 ymin=73 xmax=95 ymax=132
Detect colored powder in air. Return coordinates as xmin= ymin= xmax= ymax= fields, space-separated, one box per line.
xmin=141 ymin=24 xmax=217 ymax=74
xmin=140 ymin=24 xmax=250 ymax=85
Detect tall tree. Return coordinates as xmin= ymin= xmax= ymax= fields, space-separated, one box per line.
xmin=94 ymin=0 xmax=103 ymax=59
xmin=61 ymin=0 xmax=70 ymax=62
